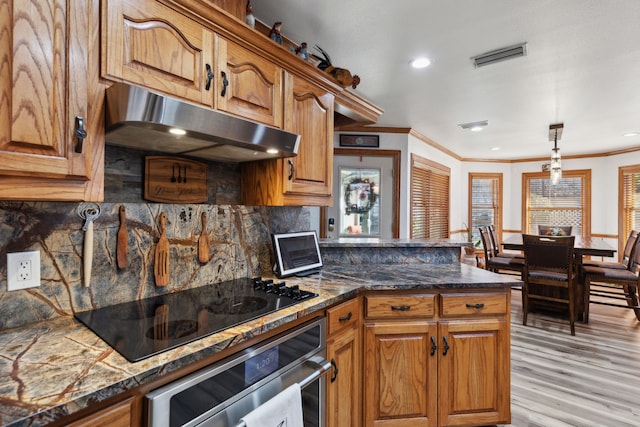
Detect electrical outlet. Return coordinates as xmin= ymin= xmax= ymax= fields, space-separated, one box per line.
xmin=7 ymin=250 xmax=41 ymax=291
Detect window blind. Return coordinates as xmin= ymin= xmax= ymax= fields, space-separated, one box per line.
xmin=523 ymin=170 xmax=590 ymax=236
xmin=620 ymin=166 xmax=640 ymax=243
xmin=469 ymin=174 xmax=501 ymax=243
xmin=410 ymin=155 xmax=450 ymax=239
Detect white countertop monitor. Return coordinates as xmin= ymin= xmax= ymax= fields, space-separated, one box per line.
xmin=272 ymin=231 xmax=323 ymax=277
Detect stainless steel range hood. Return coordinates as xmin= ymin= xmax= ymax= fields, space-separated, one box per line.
xmin=105 ymin=83 xmax=300 ymax=162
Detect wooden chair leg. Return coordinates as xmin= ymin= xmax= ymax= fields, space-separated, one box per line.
xmin=583 ymin=277 xmax=591 ymax=324
xmin=626 ymin=284 xmax=640 ymax=321
xmin=569 ymin=284 xmax=576 ymax=336
xmin=522 ymin=284 xmax=528 ymax=326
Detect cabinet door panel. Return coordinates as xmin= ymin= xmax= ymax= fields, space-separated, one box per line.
xmin=283 ymin=73 xmax=333 ymax=199
xmin=327 ymin=325 xmax=361 ymax=427
xmin=0 ymin=0 xmax=103 ymax=201
xmin=217 ymin=39 xmax=283 ymax=127
xmin=103 ymin=0 xmax=214 ymax=106
xmin=438 ymin=319 xmax=510 ymax=426
xmin=364 ymin=321 xmax=437 ymax=427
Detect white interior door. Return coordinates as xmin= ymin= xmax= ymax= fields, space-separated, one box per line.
xmin=325 ymin=154 xmax=394 ymax=238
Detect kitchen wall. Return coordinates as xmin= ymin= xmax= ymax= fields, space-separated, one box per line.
xmin=0 ymin=146 xmax=310 ymax=330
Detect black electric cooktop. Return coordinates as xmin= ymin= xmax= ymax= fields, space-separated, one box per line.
xmin=74 ymin=277 xmax=317 ymax=362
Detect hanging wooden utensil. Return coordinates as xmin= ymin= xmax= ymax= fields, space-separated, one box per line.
xmin=116 ymin=205 xmax=128 ymax=269
xmin=198 ymin=211 xmax=210 ymax=264
xmin=154 ymin=213 xmax=170 ymax=287
xmin=77 ymin=202 xmax=101 ymax=288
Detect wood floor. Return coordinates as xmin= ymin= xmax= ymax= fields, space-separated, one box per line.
xmin=502 ymin=291 xmax=640 ymax=427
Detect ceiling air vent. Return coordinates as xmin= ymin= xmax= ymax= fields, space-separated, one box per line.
xmin=471 ymin=43 xmax=527 ymax=68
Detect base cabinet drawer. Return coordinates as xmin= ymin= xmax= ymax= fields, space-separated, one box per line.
xmin=365 ymin=294 xmax=436 ymax=318
xmin=65 ymin=398 xmax=133 ymax=427
xmin=440 ymin=292 xmax=508 ymax=317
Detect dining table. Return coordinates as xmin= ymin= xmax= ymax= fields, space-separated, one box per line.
xmin=501 ymin=234 xmax=617 ymax=322
xmin=502 ymin=234 xmax=616 ymax=261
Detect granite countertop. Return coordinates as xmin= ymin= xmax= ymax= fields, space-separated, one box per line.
xmin=319 ymin=237 xmax=470 ymax=248
xmin=0 ymin=264 xmax=518 ymax=426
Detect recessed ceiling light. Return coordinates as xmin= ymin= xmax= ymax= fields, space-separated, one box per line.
xmin=411 ymin=57 xmax=431 ymax=69
xmin=491 ymin=147 xmax=501 ymax=151
xmin=169 ymin=128 xmax=186 ymax=135
xmin=458 ymin=120 xmax=489 ymax=131
xmin=624 ymin=132 xmax=640 ymax=137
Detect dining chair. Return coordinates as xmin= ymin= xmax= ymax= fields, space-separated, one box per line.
xmin=581 ymin=235 xmax=640 ymax=322
xmin=488 ymin=224 xmax=525 ymax=260
xmin=479 ymin=226 xmax=524 ymax=277
xmin=522 ymin=234 xmax=577 ymax=335
xmin=537 ymin=225 xmax=573 ymax=236
xmin=582 ymin=230 xmax=638 ymax=270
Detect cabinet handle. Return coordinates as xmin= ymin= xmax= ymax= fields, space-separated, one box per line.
xmin=443 ymin=336 xmax=450 ymax=356
xmin=465 ymin=303 xmax=485 ymax=309
xmin=288 ymin=159 xmax=295 ymax=180
xmin=330 ymin=358 xmax=338 ymax=382
xmin=338 ymin=312 xmax=353 ymax=322
xmin=205 ymin=64 xmax=214 ymax=91
xmin=430 ymin=336 xmax=437 ymax=356
xmin=74 ymin=116 xmax=87 ymax=153
xmin=220 ymin=71 xmax=229 ymax=97
xmin=390 ymin=305 xmax=410 ymax=311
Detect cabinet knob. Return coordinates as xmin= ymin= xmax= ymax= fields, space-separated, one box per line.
xmin=74 ymin=116 xmax=87 ymax=153
xmin=205 ymin=64 xmax=214 ymax=91
xmin=390 ymin=305 xmax=410 ymax=311
xmin=338 ymin=312 xmax=353 ymax=322
xmin=465 ymin=303 xmax=485 ymax=309
xmin=288 ymin=159 xmax=295 ymax=180
xmin=443 ymin=336 xmax=450 ymax=356
xmin=330 ymin=358 xmax=338 ymax=382
xmin=430 ymin=336 xmax=437 ymax=356
xmin=220 ymin=71 xmax=229 ymax=97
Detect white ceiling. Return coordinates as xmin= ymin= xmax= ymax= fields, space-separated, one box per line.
xmin=251 ymin=0 xmax=640 ymax=160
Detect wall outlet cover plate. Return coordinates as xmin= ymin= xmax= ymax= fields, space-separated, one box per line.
xmin=7 ymin=250 xmax=41 ymax=291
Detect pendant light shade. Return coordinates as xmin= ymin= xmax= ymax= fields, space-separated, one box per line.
xmin=549 ymin=124 xmax=563 ymax=184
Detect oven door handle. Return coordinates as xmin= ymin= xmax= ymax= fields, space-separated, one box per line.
xmin=299 ymin=355 xmax=332 ymax=389
xmin=234 ymin=356 xmax=331 ymax=427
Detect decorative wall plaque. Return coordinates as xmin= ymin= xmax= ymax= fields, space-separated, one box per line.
xmin=144 ymin=156 xmax=208 ymax=203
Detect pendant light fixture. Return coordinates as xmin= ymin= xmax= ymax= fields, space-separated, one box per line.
xmin=549 ymin=123 xmax=564 ymax=185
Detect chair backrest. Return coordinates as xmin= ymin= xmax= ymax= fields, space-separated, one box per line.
xmin=488 ymin=225 xmax=500 ymax=254
xmin=628 ymin=232 xmax=640 ymax=273
xmin=479 ymin=226 xmax=495 ymax=260
xmin=537 ymin=225 xmax=572 ymax=236
xmin=620 ymin=230 xmax=639 ymax=269
xmin=523 ymin=234 xmax=575 ymax=273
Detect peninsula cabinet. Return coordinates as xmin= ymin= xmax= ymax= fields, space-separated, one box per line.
xmin=0 ymin=0 xmax=104 ymax=201
xmin=242 ymin=72 xmax=334 ymax=206
xmin=326 ymin=297 xmax=363 ymax=427
xmin=363 ymin=290 xmax=511 ymax=427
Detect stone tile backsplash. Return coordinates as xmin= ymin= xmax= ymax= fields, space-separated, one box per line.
xmin=0 ymin=201 xmax=309 ymax=330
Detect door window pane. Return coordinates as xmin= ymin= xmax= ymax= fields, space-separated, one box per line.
xmin=339 ymin=167 xmax=381 ymax=236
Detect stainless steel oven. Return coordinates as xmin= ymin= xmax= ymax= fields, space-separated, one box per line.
xmin=145 ymin=318 xmax=329 ymax=427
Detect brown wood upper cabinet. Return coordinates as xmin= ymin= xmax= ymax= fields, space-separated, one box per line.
xmin=0 ymin=0 xmax=104 ymax=201
xmin=102 ymin=0 xmax=215 ymax=108
xmin=217 ymin=39 xmax=283 ymax=128
xmin=242 ymin=72 xmax=334 ymax=206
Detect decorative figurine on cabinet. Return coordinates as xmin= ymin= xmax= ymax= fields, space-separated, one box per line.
xmin=295 ymin=42 xmax=309 ymax=60
xmin=269 ymin=21 xmax=283 ymax=45
xmin=245 ymin=0 xmax=255 ymax=28
xmin=315 ymin=45 xmax=361 ymax=89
